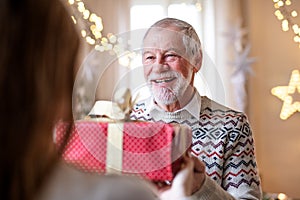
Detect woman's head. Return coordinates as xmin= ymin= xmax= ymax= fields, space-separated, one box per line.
xmin=0 ymin=0 xmax=79 ymax=199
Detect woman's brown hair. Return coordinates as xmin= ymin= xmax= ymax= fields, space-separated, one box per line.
xmin=0 ymin=0 xmax=79 ymax=199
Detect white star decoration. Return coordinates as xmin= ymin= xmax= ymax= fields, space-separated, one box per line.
xmin=231 ymin=44 xmax=256 ymax=76
xmin=271 ymin=70 xmax=300 ymax=120
xmin=223 ymin=20 xmax=256 ymax=112
xmin=230 ymin=46 xmax=255 ymax=112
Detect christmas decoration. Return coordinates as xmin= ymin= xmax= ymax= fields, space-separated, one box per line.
xmin=271 ymin=69 xmax=300 ymax=120
xmin=224 ymin=21 xmax=256 ymax=111
xmin=273 ymin=0 xmax=300 ymax=48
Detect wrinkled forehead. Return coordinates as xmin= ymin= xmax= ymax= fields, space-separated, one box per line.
xmin=143 ymin=27 xmax=186 ymax=52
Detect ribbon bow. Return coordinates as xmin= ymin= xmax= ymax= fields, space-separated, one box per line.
xmin=87 ymin=88 xmax=138 ymax=121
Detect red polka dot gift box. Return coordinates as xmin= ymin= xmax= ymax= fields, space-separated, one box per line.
xmin=54 ymin=120 xmax=192 ymax=181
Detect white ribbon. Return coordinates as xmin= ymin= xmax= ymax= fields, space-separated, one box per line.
xmin=106 ymin=123 xmax=124 ymax=174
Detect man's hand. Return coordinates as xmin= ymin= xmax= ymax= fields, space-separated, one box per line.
xmin=190 ymin=155 xmax=206 ymax=194
xmin=156 ymin=153 xmax=206 ymax=200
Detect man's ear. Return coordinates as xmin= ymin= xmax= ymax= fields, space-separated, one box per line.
xmin=193 ymin=58 xmax=202 ymax=72
xmin=192 ymin=50 xmax=202 ymax=72
xmin=193 ymin=66 xmax=199 ymax=73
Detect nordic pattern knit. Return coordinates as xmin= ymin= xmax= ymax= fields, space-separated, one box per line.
xmin=130 ymin=95 xmax=262 ymax=200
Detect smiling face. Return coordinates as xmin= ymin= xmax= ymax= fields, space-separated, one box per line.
xmin=142 ymin=27 xmax=195 ymax=106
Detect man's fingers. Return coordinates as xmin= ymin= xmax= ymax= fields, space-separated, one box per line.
xmin=182 ymin=154 xmax=194 ymax=170
xmin=192 ymin=171 xmax=205 ymax=193
xmin=191 ymin=155 xmax=205 ymax=173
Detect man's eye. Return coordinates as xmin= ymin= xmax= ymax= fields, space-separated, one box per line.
xmin=146 ymin=56 xmax=155 ymax=60
xmin=164 ymin=54 xmax=178 ymax=61
xmin=143 ymin=55 xmax=155 ymax=64
xmin=165 ymin=54 xmax=176 ymax=57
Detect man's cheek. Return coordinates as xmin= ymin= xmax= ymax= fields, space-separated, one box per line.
xmin=143 ymin=68 xmax=150 ymax=80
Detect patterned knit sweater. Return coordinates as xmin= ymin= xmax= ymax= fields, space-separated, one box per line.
xmin=130 ymin=93 xmax=262 ymax=200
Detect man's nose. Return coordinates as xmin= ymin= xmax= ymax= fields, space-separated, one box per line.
xmin=152 ymin=55 xmax=168 ymax=73
xmin=156 ymin=54 xmax=165 ymax=65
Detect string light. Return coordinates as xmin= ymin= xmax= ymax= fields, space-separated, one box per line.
xmin=67 ymin=0 xmax=135 ymax=67
xmin=195 ymin=3 xmax=202 ymax=11
xmin=273 ymin=0 xmax=300 ymax=48
xmin=271 ymin=69 xmax=300 ymax=120
xmin=277 ymin=193 xmax=288 ymax=200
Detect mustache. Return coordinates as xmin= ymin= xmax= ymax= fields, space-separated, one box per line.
xmin=147 ymin=71 xmax=179 ymax=81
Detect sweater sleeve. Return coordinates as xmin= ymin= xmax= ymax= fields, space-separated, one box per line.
xmin=192 ymin=174 xmax=236 ymax=200
xmin=221 ymin=114 xmax=262 ymax=199
xmin=190 ymin=114 xmax=262 ymax=200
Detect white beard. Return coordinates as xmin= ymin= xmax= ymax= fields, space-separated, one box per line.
xmin=147 ymin=71 xmax=192 ymax=106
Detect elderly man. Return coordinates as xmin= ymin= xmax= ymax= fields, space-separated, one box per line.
xmin=130 ymin=18 xmax=262 ymax=199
